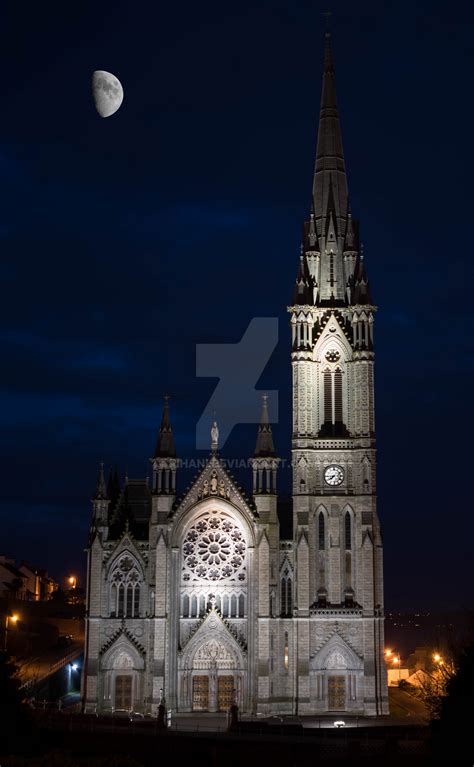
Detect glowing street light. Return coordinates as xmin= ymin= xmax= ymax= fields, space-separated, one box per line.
xmin=3 ymin=613 xmax=19 ymax=652
xmin=385 ymin=649 xmax=392 ymax=658
xmin=68 ymin=576 xmax=77 ymax=589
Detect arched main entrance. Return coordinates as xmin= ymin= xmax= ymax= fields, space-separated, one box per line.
xmin=178 ymin=610 xmax=246 ymax=712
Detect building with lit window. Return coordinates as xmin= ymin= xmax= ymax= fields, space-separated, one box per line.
xmin=82 ymin=32 xmax=389 ymax=717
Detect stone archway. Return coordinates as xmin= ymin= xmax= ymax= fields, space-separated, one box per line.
xmin=310 ymin=632 xmax=364 ymax=713
xmin=178 ymin=610 xmax=246 ymax=712
xmin=100 ymin=637 xmax=145 ymax=713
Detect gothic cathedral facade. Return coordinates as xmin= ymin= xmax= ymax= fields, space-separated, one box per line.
xmin=82 ymin=33 xmax=389 ymax=717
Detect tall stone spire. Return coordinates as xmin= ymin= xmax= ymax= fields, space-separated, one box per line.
xmin=94 ymin=461 xmax=107 ymax=500
xmin=312 ymin=31 xmax=348 ymax=250
xmin=254 ymin=394 xmax=276 ymax=457
xmin=153 ymin=395 xmax=176 ymax=458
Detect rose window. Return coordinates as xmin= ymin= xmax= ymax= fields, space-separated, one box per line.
xmin=182 ymin=512 xmax=246 ymax=582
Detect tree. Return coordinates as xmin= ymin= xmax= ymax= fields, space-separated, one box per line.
xmin=432 ymin=644 xmax=474 ymax=764
xmin=0 ymin=650 xmax=33 ymax=752
xmin=411 ymin=661 xmax=456 ymax=719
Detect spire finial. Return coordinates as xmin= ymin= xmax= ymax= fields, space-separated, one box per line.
xmin=95 ymin=461 xmax=107 ymax=500
xmin=312 ymin=27 xmax=348 ymax=253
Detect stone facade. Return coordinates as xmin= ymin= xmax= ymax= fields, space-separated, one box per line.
xmin=81 ymin=31 xmax=389 ymax=717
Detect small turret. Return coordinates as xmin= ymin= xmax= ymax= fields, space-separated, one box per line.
xmin=92 ymin=461 xmax=110 ymax=532
xmin=151 ymin=396 xmax=177 ymax=495
xmin=251 ymin=395 xmax=279 ymax=494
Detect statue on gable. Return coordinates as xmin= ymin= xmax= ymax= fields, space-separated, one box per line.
xmin=210 ymin=471 xmax=218 ymax=494
xmin=211 ymin=421 xmax=219 ymax=451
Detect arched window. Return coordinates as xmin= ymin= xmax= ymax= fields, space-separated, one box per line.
xmin=323 ymin=371 xmax=332 ymax=424
xmin=320 ymin=365 xmax=347 ymax=437
xmin=199 ymin=594 xmax=206 ymax=617
xmin=182 ymin=594 xmax=189 ymax=618
xmin=345 ymin=511 xmax=352 ymax=550
xmin=133 ymin=585 xmax=140 ymax=617
xmin=223 ymin=594 xmax=229 ymax=618
xmin=238 ymin=594 xmax=245 ymax=617
xmin=110 ymin=583 xmax=117 ymax=616
xmin=318 ymin=512 xmax=325 ymax=550
xmin=191 ymin=595 xmax=197 ymax=618
xmin=334 ymin=370 xmax=343 ymax=423
xmin=284 ymin=631 xmax=289 ymax=672
xmin=109 ymin=554 xmax=142 ymax=618
xmin=280 ymin=571 xmax=293 ymax=618
xmin=231 ymin=594 xmax=237 ymax=618
xmin=126 ymin=586 xmax=133 ymax=617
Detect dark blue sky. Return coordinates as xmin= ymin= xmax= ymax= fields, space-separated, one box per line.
xmin=1 ymin=0 xmax=473 ymax=609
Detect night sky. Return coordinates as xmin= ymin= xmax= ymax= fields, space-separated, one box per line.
xmin=1 ymin=0 xmax=473 ymax=610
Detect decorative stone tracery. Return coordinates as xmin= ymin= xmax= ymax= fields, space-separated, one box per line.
xmin=182 ymin=510 xmax=247 ymax=583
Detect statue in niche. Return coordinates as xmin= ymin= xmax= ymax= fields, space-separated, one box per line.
xmin=210 ymin=471 xmax=218 ymax=494
xmin=218 ymin=479 xmax=226 ymax=497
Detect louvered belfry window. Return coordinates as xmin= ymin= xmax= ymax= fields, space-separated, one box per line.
xmin=321 ymin=366 xmax=346 ymax=437
xmin=334 ymin=370 xmax=343 ymax=423
xmin=324 ymin=371 xmax=332 ymax=423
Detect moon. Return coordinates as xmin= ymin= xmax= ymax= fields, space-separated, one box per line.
xmin=92 ymin=71 xmax=123 ymax=118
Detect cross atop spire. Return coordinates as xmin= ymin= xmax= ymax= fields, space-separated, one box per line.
xmin=312 ymin=30 xmax=349 ymax=249
xmin=153 ymin=395 xmax=176 ymax=458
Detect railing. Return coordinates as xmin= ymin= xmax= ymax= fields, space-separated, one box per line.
xmin=20 ymin=646 xmax=83 ymax=690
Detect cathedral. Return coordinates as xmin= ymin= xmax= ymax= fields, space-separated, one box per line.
xmin=82 ymin=32 xmax=389 ymax=717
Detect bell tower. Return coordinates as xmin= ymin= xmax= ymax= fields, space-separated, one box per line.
xmin=288 ymin=31 xmax=388 ymax=715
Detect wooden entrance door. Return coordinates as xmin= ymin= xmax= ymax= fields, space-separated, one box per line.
xmin=192 ymin=675 xmax=209 ymax=711
xmin=218 ymin=675 xmax=234 ymax=711
xmin=115 ymin=675 xmax=132 ymax=710
xmin=328 ymin=675 xmax=346 ymax=710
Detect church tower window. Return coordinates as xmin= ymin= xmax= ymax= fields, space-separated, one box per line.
xmin=280 ymin=569 xmax=293 ymax=617
xmin=344 ymin=511 xmax=352 ymax=550
xmin=318 ymin=512 xmax=325 ymax=550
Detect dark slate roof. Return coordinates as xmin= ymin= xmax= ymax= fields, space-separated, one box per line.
xmin=1 ymin=562 xmax=26 ymax=579
xmin=109 ymin=480 xmax=152 ymax=540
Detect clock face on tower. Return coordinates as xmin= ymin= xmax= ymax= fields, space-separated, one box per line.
xmin=324 ymin=465 xmax=344 ymax=486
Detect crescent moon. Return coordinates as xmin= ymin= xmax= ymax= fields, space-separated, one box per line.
xmin=92 ymin=70 xmax=124 ymax=118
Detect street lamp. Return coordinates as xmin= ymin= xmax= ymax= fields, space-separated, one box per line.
xmin=68 ymin=576 xmax=77 ymax=589
xmin=392 ymin=654 xmax=401 ymax=681
xmin=3 ymin=613 xmax=19 ymax=652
